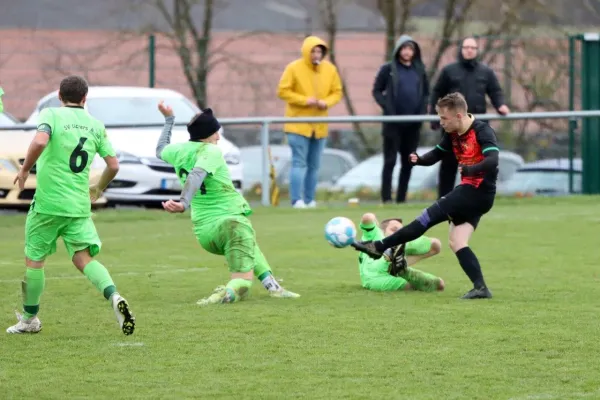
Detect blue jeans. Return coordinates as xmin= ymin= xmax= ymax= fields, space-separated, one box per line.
xmin=287 ymin=133 xmax=326 ymax=205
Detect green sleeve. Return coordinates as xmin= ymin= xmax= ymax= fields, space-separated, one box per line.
xmin=37 ymin=108 xmax=54 ymax=135
xmin=194 ymin=144 xmax=223 ymax=175
xmin=97 ymin=127 xmax=116 ymax=158
xmin=359 ymin=222 xmax=385 ymax=242
xmin=160 ymin=143 xmax=178 ymax=165
xmin=0 ymin=87 xmax=4 ymax=113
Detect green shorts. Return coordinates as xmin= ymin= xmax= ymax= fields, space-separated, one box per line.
xmin=362 ymin=275 xmax=408 ymax=292
xmin=405 ymin=236 xmax=432 ymax=256
xmin=24 ymin=210 xmax=101 ymax=262
xmin=194 ymin=215 xmax=257 ymax=274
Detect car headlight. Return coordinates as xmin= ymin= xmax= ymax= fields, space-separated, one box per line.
xmin=0 ymin=159 xmax=18 ymax=172
xmin=116 ymin=151 xmax=142 ymax=164
xmin=224 ymin=153 xmax=240 ymax=165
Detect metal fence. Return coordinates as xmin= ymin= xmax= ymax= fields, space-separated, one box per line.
xmin=3 ymin=110 xmax=600 ymax=206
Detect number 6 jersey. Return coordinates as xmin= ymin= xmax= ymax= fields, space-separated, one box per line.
xmin=160 ymin=141 xmax=251 ymax=224
xmin=34 ymin=106 xmax=115 ymax=217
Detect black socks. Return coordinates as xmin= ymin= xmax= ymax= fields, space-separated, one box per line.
xmin=455 ymin=247 xmax=486 ymax=289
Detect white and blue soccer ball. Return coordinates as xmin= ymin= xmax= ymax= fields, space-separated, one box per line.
xmin=324 ymin=216 xmax=357 ymax=248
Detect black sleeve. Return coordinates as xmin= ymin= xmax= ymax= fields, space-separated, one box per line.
xmin=476 ymin=123 xmax=499 ymax=154
xmin=429 ymin=67 xmax=448 ymax=112
xmin=372 ymin=64 xmax=389 ymax=110
xmin=461 ymin=124 xmax=499 ymax=176
xmin=416 ymin=134 xmax=451 ymax=166
xmin=486 ymin=67 xmax=505 ymax=110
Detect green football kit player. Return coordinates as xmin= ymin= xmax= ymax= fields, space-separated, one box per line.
xmin=7 ymin=75 xmax=135 ymax=335
xmin=155 ymin=101 xmax=300 ymax=305
xmin=357 ymin=213 xmax=445 ymax=292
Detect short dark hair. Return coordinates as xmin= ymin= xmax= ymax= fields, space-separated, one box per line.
xmin=59 ymin=75 xmax=88 ymax=104
xmin=436 ymin=92 xmax=468 ymax=113
xmin=380 ymin=218 xmax=403 ymax=231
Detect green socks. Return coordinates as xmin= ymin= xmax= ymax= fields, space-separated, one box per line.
xmin=401 ymin=268 xmax=440 ymax=292
xmin=21 ymin=262 xmax=116 ymax=319
xmin=83 ymin=260 xmax=117 ymax=300
xmin=253 ymin=247 xmax=281 ymax=291
xmin=225 ymin=278 xmax=253 ymax=302
xmin=22 ymin=268 xmax=45 ymax=319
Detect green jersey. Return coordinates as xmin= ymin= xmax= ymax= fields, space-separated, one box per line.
xmin=160 ymin=141 xmax=251 ymax=224
xmin=357 ymin=223 xmax=433 ymax=280
xmin=34 ymin=106 xmax=115 ymax=217
xmin=358 ymin=224 xmax=388 ymax=279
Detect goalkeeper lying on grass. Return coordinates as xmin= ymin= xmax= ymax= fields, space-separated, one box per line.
xmin=358 ymin=213 xmax=445 ymax=292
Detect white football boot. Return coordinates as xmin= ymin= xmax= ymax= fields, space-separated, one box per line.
xmin=6 ymin=311 xmax=42 ymax=334
xmin=111 ymin=294 xmax=135 ymax=335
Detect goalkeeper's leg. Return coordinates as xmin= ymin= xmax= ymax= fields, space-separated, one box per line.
xmin=364 ymin=275 xmax=411 ymax=292
xmin=253 ymin=245 xmax=300 ymax=298
xmin=406 ymin=236 xmax=442 ymax=266
xmin=197 ymin=217 xmax=255 ymax=306
xmin=400 ymin=268 xmax=445 ymax=292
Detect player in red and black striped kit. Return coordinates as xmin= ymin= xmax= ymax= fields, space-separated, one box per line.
xmin=352 ymin=92 xmax=498 ymax=299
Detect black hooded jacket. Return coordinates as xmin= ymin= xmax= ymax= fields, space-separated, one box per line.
xmin=372 ymin=35 xmax=429 ymax=119
xmin=429 ymin=44 xmax=505 ymax=115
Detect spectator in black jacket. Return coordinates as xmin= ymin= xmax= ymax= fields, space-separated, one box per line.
xmin=429 ymin=36 xmax=510 ymax=198
xmin=372 ymin=35 xmax=429 ymax=204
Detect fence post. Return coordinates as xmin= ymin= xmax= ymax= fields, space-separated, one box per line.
xmin=261 ymin=121 xmax=271 ymax=207
xmin=568 ymin=34 xmax=577 ymax=193
xmin=580 ymin=32 xmax=600 ymax=194
xmin=148 ymin=34 xmax=156 ymax=88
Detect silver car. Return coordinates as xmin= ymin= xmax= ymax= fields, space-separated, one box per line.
xmin=240 ymin=145 xmax=358 ymax=191
xmin=497 ymin=158 xmax=582 ymax=196
xmin=333 ymin=148 xmax=524 ymax=194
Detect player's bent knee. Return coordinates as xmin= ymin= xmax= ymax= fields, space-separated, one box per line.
xmin=25 ymin=257 xmax=44 ymax=269
xmin=72 ymin=248 xmax=93 ymax=271
xmin=437 ymin=279 xmax=445 ymax=291
xmin=430 ymin=238 xmax=442 ymax=255
xmin=448 ymin=239 xmax=468 ymax=253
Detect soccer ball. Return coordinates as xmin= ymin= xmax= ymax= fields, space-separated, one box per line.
xmin=324 ymin=216 xmax=357 ymax=248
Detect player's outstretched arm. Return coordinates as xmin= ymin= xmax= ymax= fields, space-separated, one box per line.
xmin=410 ymin=147 xmax=445 ymax=167
xmin=14 ymin=132 xmax=50 ymax=190
xmin=162 ymin=167 xmax=208 ymax=213
xmin=156 ymin=101 xmax=174 ymax=160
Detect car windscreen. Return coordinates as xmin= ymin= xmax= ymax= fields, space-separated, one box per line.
xmin=87 ymin=97 xmax=198 ymax=125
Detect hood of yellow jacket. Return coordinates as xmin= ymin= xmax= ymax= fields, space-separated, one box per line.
xmin=301 ymin=36 xmax=328 ymax=66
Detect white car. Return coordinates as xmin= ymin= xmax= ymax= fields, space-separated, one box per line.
xmin=25 ymin=87 xmax=243 ymax=204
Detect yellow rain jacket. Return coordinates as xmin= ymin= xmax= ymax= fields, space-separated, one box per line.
xmin=277 ymin=36 xmax=343 ymax=139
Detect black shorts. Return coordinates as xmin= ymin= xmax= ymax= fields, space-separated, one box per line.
xmin=436 ymin=184 xmax=495 ymax=229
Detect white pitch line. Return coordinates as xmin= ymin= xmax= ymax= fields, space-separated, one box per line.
xmin=0 ymin=267 xmax=208 ymax=283
xmin=114 ymin=342 xmax=145 ymax=347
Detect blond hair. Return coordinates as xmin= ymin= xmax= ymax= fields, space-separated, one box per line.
xmin=436 ymin=92 xmax=468 ymax=113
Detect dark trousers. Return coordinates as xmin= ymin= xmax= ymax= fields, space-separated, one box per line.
xmin=381 ymin=123 xmax=421 ymax=203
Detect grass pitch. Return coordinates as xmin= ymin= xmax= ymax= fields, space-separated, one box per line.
xmin=1 ymin=197 xmax=600 ymax=400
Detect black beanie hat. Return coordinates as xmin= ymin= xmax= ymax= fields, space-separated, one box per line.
xmin=187 ymin=108 xmax=221 ymax=141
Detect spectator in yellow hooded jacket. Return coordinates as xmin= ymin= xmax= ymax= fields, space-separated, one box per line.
xmin=277 ymin=36 xmax=343 ymax=208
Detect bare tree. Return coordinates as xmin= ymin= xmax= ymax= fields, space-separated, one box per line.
xmin=152 ymin=0 xmax=216 ymax=108
xmin=378 ymin=0 xmax=416 ymax=60
xmin=318 ymin=0 xmax=374 ymax=153
xmin=39 ymin=32 xmax=147 ymax=85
